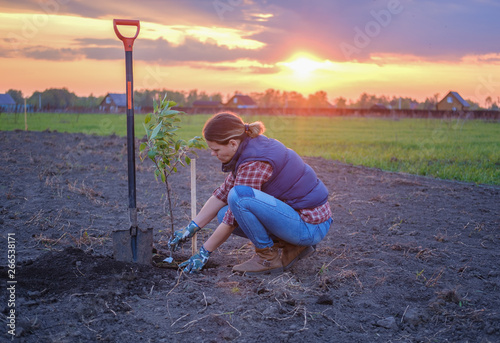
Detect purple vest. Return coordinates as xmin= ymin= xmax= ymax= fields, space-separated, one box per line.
xmin=231 ymin=135 xmax=329 ymax=210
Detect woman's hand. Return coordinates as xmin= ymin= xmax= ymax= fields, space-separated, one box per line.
xmin=179 ymin=246 xmax=211 ymax=273
xmin=167 ymin=221 xmax=201 ymax=251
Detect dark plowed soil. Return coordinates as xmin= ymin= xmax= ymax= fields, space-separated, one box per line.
xmin=1 ymin=130 xmax=499 ymax=342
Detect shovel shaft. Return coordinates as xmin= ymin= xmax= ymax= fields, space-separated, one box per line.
xmin=125 ymin=50 xmax=137 ymax=216
xmin=114 ymin=18 xmax=140 ymax=224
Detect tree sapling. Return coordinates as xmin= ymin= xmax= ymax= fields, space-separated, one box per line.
xmin=139 ymin=95 xmax=206 ymax=256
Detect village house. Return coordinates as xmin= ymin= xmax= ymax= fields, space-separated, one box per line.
xmin=225 ymin=94 xmax=257 ymax=109
xmin=99 ymin=93 xmax=126 ymax=113
xmin=192 ymin=100 xmax=222 ymax=108
xmin=0 ymin=93 xmax=16 ymax=112
xmin=436 ymin=91 xmax=470 ymax=111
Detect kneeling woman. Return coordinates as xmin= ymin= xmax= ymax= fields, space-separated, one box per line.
xmin=168 ymin=112 xmax=332 ymax=275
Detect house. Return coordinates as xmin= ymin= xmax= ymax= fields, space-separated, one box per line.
xmin=225 ymin=94 xmax=257 ymax=109
xmin=99 ymin=93 xmax=126 ymax=113
xmin=0 ymin=93 xmax=16 ymax=112
xmin=370 ymin=103 xmax=388 ymax=110
xmin=192 ymin=100 xmax=222 ymax=108
xmin=436 ymin=91 xmax=470 ymax=111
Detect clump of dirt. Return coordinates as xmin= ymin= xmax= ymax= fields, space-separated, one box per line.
xmin=1 ymin=130 xmax=499 ymax=342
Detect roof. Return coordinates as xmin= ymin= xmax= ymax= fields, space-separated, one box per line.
xmin=228 ymin=94 xmax=256 ymax=106
xmin=103 ymin=93 xmax=127 ymax=107
xmin=370 ymin=103 xmax=387 ymax=110
xmin=449 ymin=91 xmax=470 ymax=107
xmin=0 ymin=93 xmax=16 ymax=106
xmin=192 ymin=100 xmax=221 ymax=107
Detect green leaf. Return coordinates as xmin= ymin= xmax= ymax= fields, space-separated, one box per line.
xmin=151 ymin=122 xmax=162 ymax=139
xmin=148 ymin=149 xmax=157 ymax=161
xmin=160 ymin=109 xmax=179 ymax=116
xmin=145 ymin=113 xmax=152 ymax=124
xmin=139 ymin=142 xmax=147 ymax=152
xmin=160 ymin=171 xmax=166 ymax=183
xmin=185 ymin=155 xmax=191 ymax=165
xmin=175 ymin=139 xmax=183 ymax=152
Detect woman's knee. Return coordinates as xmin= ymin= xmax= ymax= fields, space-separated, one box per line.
xmin=228 ymin=185 xmax=254 ymax=207
xmin=217 ymin=206 xmax=229 ymax=224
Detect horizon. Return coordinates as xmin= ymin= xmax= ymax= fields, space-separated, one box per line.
xmin=2 ymin=87 xmax=485 ymax=109
xmin=1 ymin=1 xmax=499 ymax=106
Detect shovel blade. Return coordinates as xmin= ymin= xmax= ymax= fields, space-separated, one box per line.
xmin=112 ymin=227 xmax=153 ymax=264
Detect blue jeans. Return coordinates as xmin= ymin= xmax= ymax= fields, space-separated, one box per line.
xmin=217 ymin=185 xmax=332 ymax=249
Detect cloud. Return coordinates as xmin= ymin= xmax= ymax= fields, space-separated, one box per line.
xmin=1 ymin=0 xmax=499 ymax=65
xmin=0 ymin=0 xmax=232 ymax=25
xmin=242 ymin=0 xmax=500 ymax=63
xmin=8 ymin=36 xmax=266 ymax=65
xmin=22 ymin=46 xmax=84 ymax=61
xmin=79 ymin=36 xmax=264 ymax=63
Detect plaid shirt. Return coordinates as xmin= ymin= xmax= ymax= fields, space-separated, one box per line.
xmin=213 ymin=161 xmax=332 ymax=226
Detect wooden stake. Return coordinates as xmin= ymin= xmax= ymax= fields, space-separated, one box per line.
xmin=191 ymin=159 xmax=197 ymax=255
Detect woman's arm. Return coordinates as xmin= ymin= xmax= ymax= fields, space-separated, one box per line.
xmin=194 ymin=195 xmax=234 ymax=252
xmin=193 ymin=195 xmax=226 ymax=228
xmin=203 ymin=222 xmax=234 ymax=252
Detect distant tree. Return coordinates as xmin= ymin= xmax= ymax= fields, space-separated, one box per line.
xmin=389 ymin=96 xmax=418 ymax=110
xmin=6 ymin=89 xmax=24 ymax=104
xmin=27 ymin=88 xmax=77 ymax=109
xmin=485 ymin=96 xmax=493 ymax=109
xmin=135 ymin=89 xmax=188 ymax=107
xmin=251 ymin=88 xmax=283 ymax=108
xmin=334 ymin=97 xmax=347 ymax=108
xmin=307 ymin=91 xmax=330 ymax=108
xmin=74 ymin=93 xmax=100 ymax=108
xmin=160 ymin=90 xmax=187 ymax=106
xmin=351 ymin=93 xmax=385 ymax=109
xmin=418 ymin=97 xmax=438 ymax=110
xmin=186 ymin=89 xmax=198 ymax=106
xmin=27 ymin=91 xmax=41 ymax=109
xmin=354 ymin=93 xmax=373 ymax=108
xmin=284 ymin=91 xmax=306 ymax=108
xmin=195 ymin=90 xmax=222 ymax=103
xmin=134 ymin=89 xmax=156 ymax=108
xmin=209 ymin=92 xmax=223 ymax=103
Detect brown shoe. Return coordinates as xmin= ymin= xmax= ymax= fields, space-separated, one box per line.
xmin=281 ymin=241 xmax=316 ymax=270
xmin=232 ymin=245 xmax=283 ymax=276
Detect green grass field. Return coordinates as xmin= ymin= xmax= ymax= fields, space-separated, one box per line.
xmin=1 ymin=112 xmax=499 ymax=185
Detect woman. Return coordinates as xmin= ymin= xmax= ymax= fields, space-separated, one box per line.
xmin=168 ymin=112 xmax=332 ymax=275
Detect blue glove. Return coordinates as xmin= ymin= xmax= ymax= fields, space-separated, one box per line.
xmin=179 ymin=246 xmax=211 ymax=274
xmin=167 ymin=221 xmax=201 ymax=251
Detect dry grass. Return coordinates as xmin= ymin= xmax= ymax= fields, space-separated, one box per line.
xmin=31 ymin=228 xmax=109 ymax=253
xmin=67 ymin=180 xmax=103 ymax=204
xmin=318 ymin=268 xmax=363 ymax=291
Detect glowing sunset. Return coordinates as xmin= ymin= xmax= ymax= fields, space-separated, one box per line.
xmin=1 ymin=3 xmax=500 ymax=342
xmin=1 ymin=0 xmax=499 ymax=105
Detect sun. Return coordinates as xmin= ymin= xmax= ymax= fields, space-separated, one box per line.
xmin=279 ymin=54 xmax=326 ymax=78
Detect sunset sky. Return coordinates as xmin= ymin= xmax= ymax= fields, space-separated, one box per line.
xmin=1 ymin=0 xmax=499 ymax=105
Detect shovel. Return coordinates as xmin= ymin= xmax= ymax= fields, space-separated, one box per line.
xmin=112 ymin=19 xmax=153 ymax=264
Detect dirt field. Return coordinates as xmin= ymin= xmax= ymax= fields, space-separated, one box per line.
xmin=1 ymin=130 xmax=499 ymax=343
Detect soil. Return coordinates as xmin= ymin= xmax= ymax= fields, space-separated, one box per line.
xmin=1 ymin=130 xmax=499 ymax=343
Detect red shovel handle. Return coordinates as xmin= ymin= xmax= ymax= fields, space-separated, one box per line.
xmin=113 ymin=19 xmax=140 ymax=51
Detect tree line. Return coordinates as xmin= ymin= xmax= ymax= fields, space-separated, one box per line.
xmin=4 ymin=88 xmax=497 ymax=111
